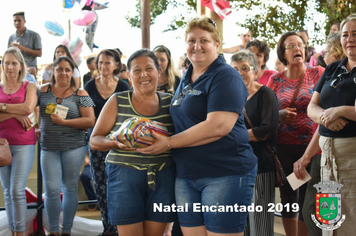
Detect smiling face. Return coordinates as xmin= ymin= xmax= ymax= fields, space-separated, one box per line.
xmin=341 ymin=20 xmax=356 ymax=60
xmin=129 ymin=56 xmax=161 ymax=95
xmin=53 ymin=60 xmax=74 ymax=86
xmin=186 ymin=27 xmax=220 ymax=67
xmin=230 ymin=60 xmax=257 ymax=88
xmin=283 ymin=35 xmax=306 ymax=65
xmin=3 ymin=53 xmax=22 ymax=81
xmin=97 ymin=54 xmax=118 ymax=77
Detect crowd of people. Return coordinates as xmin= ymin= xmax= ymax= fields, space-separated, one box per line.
xmin=0 ymin=9 xmax=356 ymax=236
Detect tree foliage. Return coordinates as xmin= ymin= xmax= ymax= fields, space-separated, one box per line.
xmin=126 ymin=0 xmax=356 ymax=48
xmin=317 ymin=0 xmax=356 ymax=30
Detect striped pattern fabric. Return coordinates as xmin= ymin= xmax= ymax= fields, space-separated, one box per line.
xmin=38 ymin=85 xmax=95 ymax=151
xmin=244 ymin=171 xmax=276 ymax=236
xmin=106 ymin=91 xmax=174 ymax=190
xmin=267 ymin=67 xmax=324 ymax=145
xmin=107 ymin=117 xmax=169 ymax=148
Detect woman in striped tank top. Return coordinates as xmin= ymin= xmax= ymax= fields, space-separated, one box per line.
xmin=90 ymin=49 xmax=176 ymax=236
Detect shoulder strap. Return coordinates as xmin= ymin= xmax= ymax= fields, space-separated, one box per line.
xmin=243 ymin=108 xmax=254 ymax=128
xmin=289 ymin=76 xmax=303 ymax=108
xmin=243 ymin=107 xmax=275 ymax=155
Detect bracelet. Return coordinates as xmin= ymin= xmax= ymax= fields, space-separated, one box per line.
xmin=166 ymin=137 xmax=171 ymax=149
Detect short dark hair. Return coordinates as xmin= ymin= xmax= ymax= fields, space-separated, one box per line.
xmin=127 ymin=49 xmax=160 ymax=72
xmin=246 ymin=39 xmax=270 ymax=69
xmin=86 ymin=56 xmax=95 ymax=65
xmin=277 ymin=31 xmax=307 ymax=66
xmin=96 ymin=49 xmax=122 ymax=75
xmin=13 ymin=11 xmax=25 ymax=19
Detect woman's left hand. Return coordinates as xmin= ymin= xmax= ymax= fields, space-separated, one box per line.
xmin=320 ymin=107 xmax=342 ymax=127
xmin=137 ymin=131 xmax=170 ymax=155
xmin=15 ymin=115 xmax=32 ymax=129
xmin=325 ymin=117 xmax=349 ymax=131
xmin=50 ymin=113 xmax=65 ymax=125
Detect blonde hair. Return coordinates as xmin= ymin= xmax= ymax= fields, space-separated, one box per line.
xmin=185 ymin=16 xmax=221 ymax=43
xmin=326 ymin=32 xmax=345 ymax=61
xmin=1 ymin=46 xmax=27 ymax=85
xmin=153 ymin=45 xmax=181 ymax=93
xmin=340 ymin=13 xmax=356 ymax=33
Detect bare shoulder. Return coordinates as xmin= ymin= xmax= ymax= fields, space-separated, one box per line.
xmin=76 ymin=88 xmax=90 ymax=96
xmin=38 ymin=83 xmax=50 ymax=92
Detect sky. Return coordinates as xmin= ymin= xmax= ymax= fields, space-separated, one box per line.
xmin=0 ymin=0 xmax=325 ymax=74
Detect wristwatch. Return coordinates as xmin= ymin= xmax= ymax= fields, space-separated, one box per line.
xmin=2 ymin=104 xmax=7 ymax=112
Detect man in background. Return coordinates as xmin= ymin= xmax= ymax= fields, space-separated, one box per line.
xmin=8 ymin=11 xmax=42 ymax=72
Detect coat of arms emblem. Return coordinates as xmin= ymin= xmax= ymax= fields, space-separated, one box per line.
xmin=311 ymin=181 xmax=346 ymax=231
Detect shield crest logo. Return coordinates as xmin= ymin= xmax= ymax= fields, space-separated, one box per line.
xmin=316 ymin=193 xmax=342 ymax=224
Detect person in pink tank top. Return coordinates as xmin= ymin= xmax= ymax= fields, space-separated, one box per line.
xmin=0 ymin=46 xmax=37 ymax=236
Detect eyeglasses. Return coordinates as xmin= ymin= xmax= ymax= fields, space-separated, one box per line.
xmin=235 ymin=66 xmax=254 ymax=73
xmin=172 ymin=84 xmax=192 ymax=106
xmin=330 ymin=71 xmax=348 ymax=88
xmin=285 ymin=43 xmax=306 ymax=50
xmin=330 ymin=77 xmax=342 ymax=88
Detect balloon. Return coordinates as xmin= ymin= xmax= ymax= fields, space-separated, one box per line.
xmin=60 ymin=37 xmax=83 ymax=65
xmin=44 ymin=21 xmax=64 ymax=36
xmin=68 ymin=37 xmax=83 ymax=65
xmin=63 ymin=0 xmax=75 ymax=9
xmin=73 ymin=10 xmax=96 ymax=26
xmin=82 ymin=0 xmax=95 ymax=11
xmin=94 ymin=1 xmax=109 ymax=10
xmin=85 ymin=11 xmax=98 ymax=51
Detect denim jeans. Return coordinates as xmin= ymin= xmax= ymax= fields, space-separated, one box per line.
xmin=0 ymin=145 xmax=35 ymax=232
xmin=41 ymin=146 xmax=86 ymax=234
xmin=175 ymin=165 xmax=257 ymax=234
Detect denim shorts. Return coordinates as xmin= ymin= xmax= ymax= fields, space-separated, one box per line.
xmin=106 ymin=163 xmax=177 ymax=225
xmin=175 ymin=165 xmax=257 ymax=233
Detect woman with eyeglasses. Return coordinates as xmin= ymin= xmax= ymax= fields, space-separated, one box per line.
xmin=307 ymin=14 xmax=356 ymax=235
xmin=231 ymin=50 xmax=279 ymax=236
xmin=246 ymin=39 xmax=276 ymax=85
xmin=266 ymin=31 xmax=324 ymax=236
xmin=138 ymin=16 xmax=257 ymax=236
xmin=153 ymin=45 xmax=181 ymax=93
xmin=38 ymin=56 xmax=95 ymax=236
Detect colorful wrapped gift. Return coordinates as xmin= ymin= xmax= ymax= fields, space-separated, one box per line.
xmin=106 ymin=117 xmax=169 ymax=148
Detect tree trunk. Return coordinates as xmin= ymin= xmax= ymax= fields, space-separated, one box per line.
xmin=141 ymin=0 xmax=150 ymax=49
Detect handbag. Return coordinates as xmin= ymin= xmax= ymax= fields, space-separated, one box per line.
xmin=243 ymin=108 xmax=287 ymax=187
xmin=0 ymin=138 xmax=12 ymax=167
